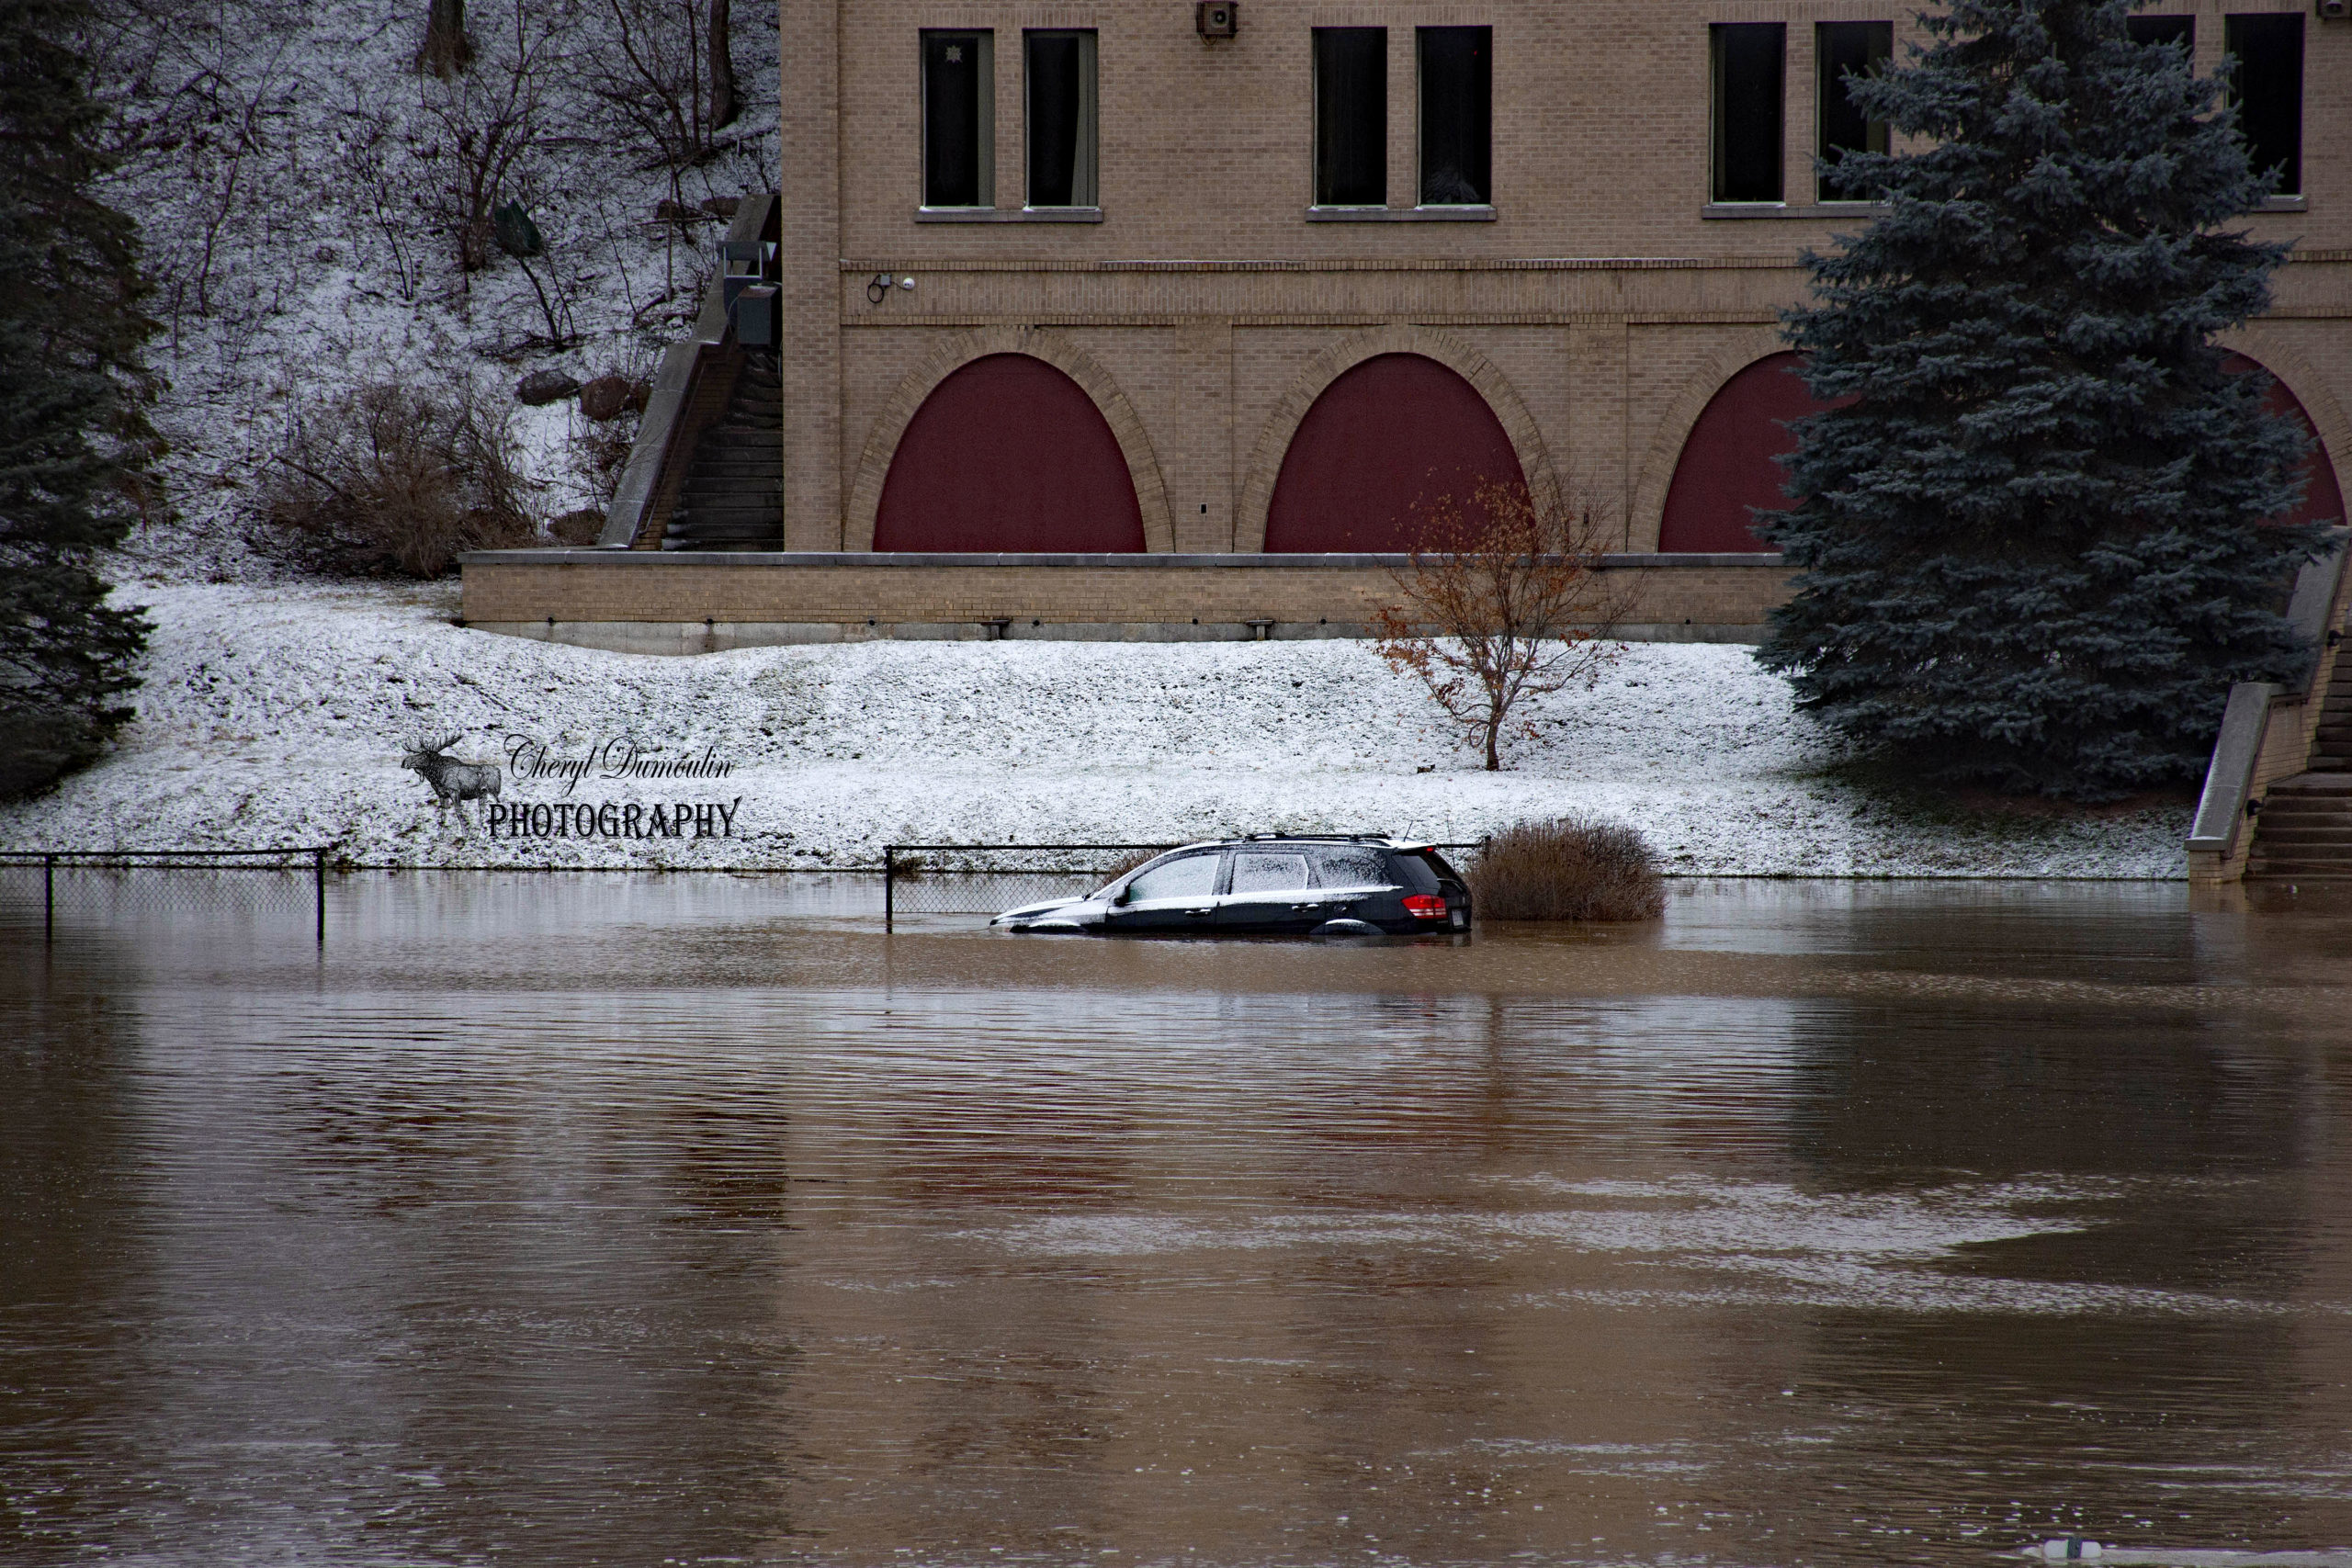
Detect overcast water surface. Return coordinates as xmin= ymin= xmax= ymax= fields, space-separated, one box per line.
xmin=5 ymin=874 xmax=2352 ymax=1567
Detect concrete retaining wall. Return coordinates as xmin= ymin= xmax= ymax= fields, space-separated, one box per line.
xmin=458 ymin=549 xmax=1793 ymax=652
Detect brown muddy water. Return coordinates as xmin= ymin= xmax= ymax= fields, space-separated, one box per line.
xmin=4 ymin=874 xmax=2351 ymax=1568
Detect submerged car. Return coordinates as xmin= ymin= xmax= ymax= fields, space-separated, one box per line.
xmin=992 ymin=836 xmax=1472 ymax=937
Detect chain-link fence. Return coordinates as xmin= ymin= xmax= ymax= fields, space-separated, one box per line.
xmin=881 ymin=840 xmax=1486 ymax=930
xmin=0 ymin=848 xmax=333 ymax=944
xmin=883 ymin=844 xmax=1177 ymax=930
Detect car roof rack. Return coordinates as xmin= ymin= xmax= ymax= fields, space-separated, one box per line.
xmin=1240 ymin=831 xmax=1394 ymax=842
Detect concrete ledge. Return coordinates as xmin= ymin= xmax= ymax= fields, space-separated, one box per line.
xmin=469 ymin=618 xmax=1771 ymax=654
xmin=493 ymin=550 xmax=1786 ymax=570
xmin=459 ymin=549 xmax=1792 ymax=652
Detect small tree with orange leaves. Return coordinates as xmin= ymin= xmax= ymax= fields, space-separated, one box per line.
xmin=1374 ymin=479 xmax=1633 ymax=772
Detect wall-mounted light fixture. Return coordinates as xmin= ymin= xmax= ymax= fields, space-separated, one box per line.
xmin=1196 ymin=1 xmax=1238 ymax=39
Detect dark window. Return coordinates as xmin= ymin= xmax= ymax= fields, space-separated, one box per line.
xmin=2227 ymin=12 xmax=2303 ymax=196
xmin=1315 ymin=27 xmax=1386 ymax=206
xmin=1307 ymin=844 xmax=1391 ymax=887
xmin=1712 ymin=23 xmax=1785 ymax=203
xmin=1418 ymin=26 xmax=1490 ymax=205
xmin=1815 ymin=20 xmax=1890 ymax=201
xmin=922 ymin=30 xmax=992 ymax=208
xmin=1025 ymin=29 xmax=1096 ymax=208
xmin=2126 ymin=14 xmax=2193 ymax=49
xmin=1390 ymin=850 xmax=1464 ymax=893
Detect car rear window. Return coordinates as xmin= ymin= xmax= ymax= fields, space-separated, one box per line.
xmin=1307 ymin=845 xmax=1390 ymax=888
xmin=1389 ymin=851 xmax=1460 ymax=892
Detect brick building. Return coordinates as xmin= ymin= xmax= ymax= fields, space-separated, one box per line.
xmin=467 ymin=0 xmax=2349 ymax=645
xmin=779 ymin=0 xmax=2346 ymax=552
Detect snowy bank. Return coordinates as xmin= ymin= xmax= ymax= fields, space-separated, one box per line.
xmin=0 ymin=582 xmax=2187 ymax=876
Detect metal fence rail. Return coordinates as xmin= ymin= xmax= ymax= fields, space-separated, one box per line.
xmin=881 ymin=840 xmax=1485 ymax=931
xmin=884 ymin=843 xmax=1178 ymax=930
xmin=1 ymin=848 xmax=334 ymax=944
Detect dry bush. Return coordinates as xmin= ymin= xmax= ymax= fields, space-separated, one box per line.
xmin=254 ymin=381 xmax=537 ymax=578
xmin=1374 ymin=478 xmax=1634 ymax=771
xmin=1468 ymin=817 xmax=1665 ymax=922
xmin=1092 ymin=848 xmax=1162 ymax=888
xmin=566 ymin=404 xmax=639 ymax=509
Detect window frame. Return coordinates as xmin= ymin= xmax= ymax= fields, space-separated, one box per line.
xmin=1023 ymin=28 xmax=1098 ymax=210
xmin=2225 ymin=11 xmax=2304 ymax=198
xmin=920 ymin=28 xmax=995 ymax=210
xmin=1710 ymin=21 xmax=1786 ymax=207
xmin=1312 ymin=25 xmax=1389 ymax=209
xmin=1814 ymin=19 xmax=1891 ymax=204
xmin=1415 ymin=25 xmax=1492 ymax=209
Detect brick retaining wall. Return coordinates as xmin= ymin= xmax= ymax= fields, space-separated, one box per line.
xmin=458 ymin=550 xmax=1792 ymax=653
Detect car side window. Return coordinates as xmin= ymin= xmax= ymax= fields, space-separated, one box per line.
xmin=1231 ymin=852 xmax=1310 ymax=894
xmin=1125 ymin=853 xmax=1220 ymax=901
xmin=1308 ymin=845 xmax=1389 ymax=888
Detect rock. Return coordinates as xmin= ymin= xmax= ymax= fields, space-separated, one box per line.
xmin=701 ymin=195 xmax=742 ymax=219
xmin=578 ymin=374 xmax=635 ymax=423
xmin=514 ymin=369 xmax=580 ymax=406
xmin=548 ymin=507 xmax=606 ymax=546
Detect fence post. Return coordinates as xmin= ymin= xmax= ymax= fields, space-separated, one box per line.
xmin=884 ymin=845 xmax=895 ymax=933
xmin=313 ymin=848 xmax=326 ymax=946
xmin=43 ymin=853 xmax=54 ymax=943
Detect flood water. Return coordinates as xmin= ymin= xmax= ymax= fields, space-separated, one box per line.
xmin=5 ymin=874 xmax=2352 ymax=1567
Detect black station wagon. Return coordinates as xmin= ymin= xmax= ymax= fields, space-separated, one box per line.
xmin=991 ymin=836 xmax=1472 ymax=937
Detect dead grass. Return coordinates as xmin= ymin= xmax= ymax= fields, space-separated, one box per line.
xmin=1469 ymin=816 xmax=1666 ymax=922
xmin=252 ymin=381 xmax=537 ymax=579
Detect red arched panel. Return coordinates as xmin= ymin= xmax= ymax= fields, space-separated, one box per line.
xmin=2224 ymin=353 xmax=2345 ymax=529
xmin=1265 ymin=354 xmax=1527 ymax=553
xmin=1658 ymin=352 xmax=1831 ymax=553
xmin=875 ymin=355 xmax=1146 ymax=552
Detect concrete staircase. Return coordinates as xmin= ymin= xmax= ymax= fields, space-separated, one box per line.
xmin=662 ymin=354 xmax=781 ymax=550
xmin=2246 ymin=654 xmax=2352 ymax=879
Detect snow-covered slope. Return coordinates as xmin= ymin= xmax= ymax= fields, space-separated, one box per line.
xmin=0 ymin=584 xmax=2188 ymax=874
xmin=84 ymin=0 xmax=780 ymax=580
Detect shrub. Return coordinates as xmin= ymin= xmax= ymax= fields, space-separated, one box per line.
xmin=1469 ymin=816 xmax=1665 ymax=922
xmin=253 ymin=381 xmax=537 ymax=578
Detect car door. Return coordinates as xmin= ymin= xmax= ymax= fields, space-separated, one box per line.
xmin=1102 ymin=850 xmax=1227 ymax=934
xmin=1215 ymin=848 xmax=1323 ymax=933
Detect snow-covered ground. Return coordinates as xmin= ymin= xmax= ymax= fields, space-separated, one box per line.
xmin=0 ymin=582 xmax=2188 ymax=874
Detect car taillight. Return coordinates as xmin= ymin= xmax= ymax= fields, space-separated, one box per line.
xmin=1403 ymin=895 xmax=1448 ymax=919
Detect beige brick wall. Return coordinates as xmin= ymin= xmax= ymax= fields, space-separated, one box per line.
xmin=778 ymin=0 xmax=2352 ymax=560
xmin=462 ymin=556 xmax=1792 ymax=630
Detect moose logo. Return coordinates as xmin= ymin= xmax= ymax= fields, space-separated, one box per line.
xmin=400 ymin=732 xmax=504 ymax=821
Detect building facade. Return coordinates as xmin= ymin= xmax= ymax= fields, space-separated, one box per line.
xmin=773 ymin=0 xmax=2350 ymax=558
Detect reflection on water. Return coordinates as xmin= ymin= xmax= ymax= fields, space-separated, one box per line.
xmin=3 ymin=875 xmax=2350 ymax=1566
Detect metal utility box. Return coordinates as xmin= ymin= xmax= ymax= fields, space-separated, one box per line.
xmin=733 ymin=284 xmax=780 ymax=346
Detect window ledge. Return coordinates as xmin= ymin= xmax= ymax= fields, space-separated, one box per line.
xmin=914 ymin=206 xmax=1105 ymax=223
xmin=2260 ymin=195 xmax=2308 ymax=212
xmin=1306 ymin=205 xmax=1498 ymax=222
xmin=1702 ymin=200 xmax=1891 ymax=220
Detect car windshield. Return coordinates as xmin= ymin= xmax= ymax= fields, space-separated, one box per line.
xmin=1230 ymin=852 xmax=1309 ymax=894
xmin=1124 ymin=853 xmax=1219 ymax=901
xmin=1307 ymin=844 xmax=1390 ymax=888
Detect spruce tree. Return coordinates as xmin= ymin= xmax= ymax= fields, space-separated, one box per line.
xmin=0 ymin=0 xmax=156 ymax=800
xmin=1759 ymin=0 xmax=2324 ymax=798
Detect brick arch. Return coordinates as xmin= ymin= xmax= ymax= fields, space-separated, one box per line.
xmin=1237 ymin=325 xmax=1558 ymax=553
xmin=847 ymin=326 xmax=1175 ymax=552
xmin=1657 ymin=351 xmax=1838 ymax=552
xmin=1630 ymin=326 xmax=1792 ymax=553
xmin=2217 ymin=333 xmax=2349 ymax=530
